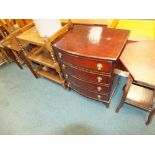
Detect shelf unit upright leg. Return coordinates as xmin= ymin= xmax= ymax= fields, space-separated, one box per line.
xmin=44 ymin=37 xmax=66 ymax=88
xmin=0 ymin=48 xmax=11 ymax=63
xmin=16 ymin=39 xmax=39 ymax=78
xmin=18 ymin=49 xmax=39 ymax=78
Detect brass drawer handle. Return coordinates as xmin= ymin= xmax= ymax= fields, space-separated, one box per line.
xmin=65 ymin=74 xmax=68 ymax=79
xmin=58 ymin=52 xmax=62 ymax=58
xmin=62 ymin=64 xmax=65 ymax=69
xmin=97 ymin=95 xmax=101 ymax=100
xmin=97 ymin=63 xmax=103 ymax=71
xmin=68 ymin=82 xmax=71 ymax=87
xmin=97 ymin=76 xmax=102 ymax=83
xmin=97 ymin=86 xmax=102 ymax=92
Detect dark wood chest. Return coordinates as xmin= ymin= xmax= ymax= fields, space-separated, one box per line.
xmin=53 ymin=24 xmax=130 ymax=106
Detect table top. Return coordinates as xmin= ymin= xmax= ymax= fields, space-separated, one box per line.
xmin=120 ymin=40 xmax=155 ymax=87
xmin=53 ymin=25 xmax=130 ymax=60
xmin=16 ymin=26 xmax=45 ymax=46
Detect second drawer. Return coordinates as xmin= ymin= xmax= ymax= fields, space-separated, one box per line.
xmin=60 ymin=63 xmax=112 ymax=85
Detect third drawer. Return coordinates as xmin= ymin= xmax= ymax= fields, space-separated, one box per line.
xmin=65 ymin=74 xmax=110 ymax=94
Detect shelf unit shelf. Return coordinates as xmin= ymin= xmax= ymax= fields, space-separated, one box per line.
xmin=36 ymin=68 xmax=64 ymax=84
xmin=26 ymin=47 xmax=64 ymax=86
xmin=27 ymin=49 xmax=56 ymax=69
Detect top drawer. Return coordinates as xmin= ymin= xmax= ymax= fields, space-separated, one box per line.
xmin=54 ymin=48 xmax=113 ymax=74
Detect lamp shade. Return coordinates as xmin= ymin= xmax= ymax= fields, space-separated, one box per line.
xmin=33 ymin=19 xmax=62 ymax=37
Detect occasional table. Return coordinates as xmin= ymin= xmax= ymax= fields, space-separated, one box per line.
xmin=116 ymin=40 xmax=155 ymax=125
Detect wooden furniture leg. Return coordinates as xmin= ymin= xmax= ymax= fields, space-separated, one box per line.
xmin=146 ymin=108 xmax=155 ymax=125
xmin=146 ymin=91 xmax=155 ymax=125
xmin=0 ymin=48 xmax=11 ymax=63
xmin=18 ymin=49 xmax=38 ymax=78
xmin=5 ymin=48 xmax=23 ymax=69
xmin=116 ymin=74 xmax=133 ymax=113
xmin=106 ymin=103 xmax=109 ymax=108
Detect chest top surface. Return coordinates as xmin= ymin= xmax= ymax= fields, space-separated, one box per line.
xmin=53 ymin=25 xmax=130 ymax=60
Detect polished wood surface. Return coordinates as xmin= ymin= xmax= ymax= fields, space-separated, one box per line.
xmin=120 ymin=40 xmax=155 ymax=87
xmin=53 ymin=24 xmax=128 ymax=105
xmin=70 ymin=83 xmax=109 ymax=102
xmin=60 ymin=63 xmax=112 ymax=85
xmin=55 ymin=48 xmax=113 ymax=74
xmin=66 ymin=74 xmax=110 ymax=94
xmin=53 ymin=25 xmax=130 ymax=60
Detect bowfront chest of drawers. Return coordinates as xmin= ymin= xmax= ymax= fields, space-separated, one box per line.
xmin=53 ymin=24 xmax=130 ymax=107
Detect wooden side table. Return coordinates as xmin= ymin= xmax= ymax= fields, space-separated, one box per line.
xmin=16 ymin=21 xmax=73 ymax=87
xmin=116 ymin=40 xmax=155 ymax=125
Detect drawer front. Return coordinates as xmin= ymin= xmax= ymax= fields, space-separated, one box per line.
xmin=66 ymin=74 xmax=110 ymax=94
xmin=55 ymin=48 xmax=113 ymax=73
xmin=60 ymin=62 xmax=112 ymax=85
xmin=70 ymin=82 xmax=109 ymax=102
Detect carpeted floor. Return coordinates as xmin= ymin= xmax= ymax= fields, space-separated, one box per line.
xmin=0 ymin=63 xmax=155 ymax=135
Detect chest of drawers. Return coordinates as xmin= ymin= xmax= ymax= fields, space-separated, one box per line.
xmin=53 ymin=24 xmax=130 ymax=107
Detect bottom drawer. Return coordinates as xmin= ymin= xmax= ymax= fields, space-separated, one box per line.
xmin=70 ymin=82 xmax=109 ymax=102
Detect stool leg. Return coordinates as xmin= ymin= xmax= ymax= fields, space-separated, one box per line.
xmin=116 ymin=74 xmax=133 ymax=113
xmin=146 ymin=108 xmax=155 ymax=125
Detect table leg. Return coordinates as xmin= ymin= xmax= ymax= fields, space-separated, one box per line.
xmin=19 ymin=50 xmax=38 ymax=78
xmin=105 ymin=103 xmax=109 ymax=108
xmin=116 ymin=74 xmax=133 ymax=113
xmin=146 ymin=91 xmax=155 ymax=125
xmin=146 ymin=108 xmax=155 ymax=125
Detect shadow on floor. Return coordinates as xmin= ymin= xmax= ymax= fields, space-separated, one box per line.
xmin=58 ymin=124 xmax=98 ymax=135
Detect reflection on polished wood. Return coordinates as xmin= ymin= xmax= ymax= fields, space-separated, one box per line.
xmin=54 ymin=25 xmax=130 ymax=60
